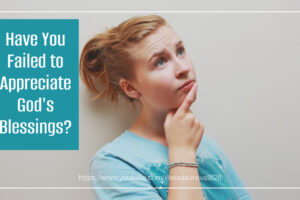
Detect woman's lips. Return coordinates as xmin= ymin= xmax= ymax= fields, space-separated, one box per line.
xmin=178 ymin=81 xmax=194 ymax=91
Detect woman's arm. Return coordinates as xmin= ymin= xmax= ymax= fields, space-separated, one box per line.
xmin=164 ymin=83 xmax=205 ymax=200
xmin=167 ymin=148 xmax=205 ymax=200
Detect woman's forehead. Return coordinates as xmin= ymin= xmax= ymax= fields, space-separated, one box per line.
xmin=130 ymin=26 xmax=182 ymax=62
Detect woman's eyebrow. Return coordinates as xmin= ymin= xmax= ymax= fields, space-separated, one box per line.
xmin=147 ymin=40 xmax=183 ymax=63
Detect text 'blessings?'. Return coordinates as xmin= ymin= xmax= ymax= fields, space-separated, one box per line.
xmin=0 ymin=32 xmax=73 ymax=137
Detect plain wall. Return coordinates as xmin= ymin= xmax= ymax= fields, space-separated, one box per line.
xmin=0 ymin=12 xmax=299 ymax=199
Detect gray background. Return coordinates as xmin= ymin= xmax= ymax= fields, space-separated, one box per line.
xmin=0 ymin=11 xmax=300 ymax=200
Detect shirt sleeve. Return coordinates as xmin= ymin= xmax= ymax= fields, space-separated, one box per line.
xmin=90 ymin=151 xmax=163 ymax=200
xmin=207 ymin=138 xmax=252 ymax=200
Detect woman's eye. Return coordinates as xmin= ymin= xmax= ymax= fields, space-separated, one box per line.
xmin=177 ymin=47 xmax=185 ymax=56
xmin=154 ymin=48 xmax=185 ymax=67
xmin=155 ymin=58 xmax=165 ymax=67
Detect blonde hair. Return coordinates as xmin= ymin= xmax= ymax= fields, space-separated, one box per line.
xmin=80 ymin=15 xmax=168 ymax=109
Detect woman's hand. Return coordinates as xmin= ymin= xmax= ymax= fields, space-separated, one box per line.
xmin=164 ymin=82 xmax=204 ymax=157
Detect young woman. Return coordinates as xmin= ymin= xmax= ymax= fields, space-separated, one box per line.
xmin=80 ymin=14 xmax=251 ymax=200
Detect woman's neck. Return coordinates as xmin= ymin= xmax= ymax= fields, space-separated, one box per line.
xmin=128 ymin=105 xmax=169 ymax=147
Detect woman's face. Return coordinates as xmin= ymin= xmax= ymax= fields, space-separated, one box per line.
xmin=128 ymin=25 xmax=197 ymax=111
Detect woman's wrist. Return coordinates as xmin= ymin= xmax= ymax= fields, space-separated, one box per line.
xmin=169 ymin=162 xmax=198 ymax=170
xmin=168 ymin=147 xmax=197 ymax=163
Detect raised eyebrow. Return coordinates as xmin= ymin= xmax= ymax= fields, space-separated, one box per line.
xmin=148 ymin=40 xmax=184 ymax=63
xmin=176 ymin=40 xmax=183 ymax=47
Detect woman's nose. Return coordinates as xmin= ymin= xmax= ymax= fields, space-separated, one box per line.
xmin=175 ymin=61 xmax=189 ymax=79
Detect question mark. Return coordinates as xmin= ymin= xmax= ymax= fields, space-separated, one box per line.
xmin=64 ymin=120 xmax=72 ymax=134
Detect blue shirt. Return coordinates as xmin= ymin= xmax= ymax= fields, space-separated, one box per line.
xmin=90 ymin=130 xmax=251 ymax=200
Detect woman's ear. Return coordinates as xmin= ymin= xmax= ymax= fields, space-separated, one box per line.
xmin=119 ymin=78 xmax=141 ymax=99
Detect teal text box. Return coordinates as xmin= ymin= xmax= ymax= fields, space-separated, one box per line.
xmin=0 ymin=19 xmax=79 ymax=150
